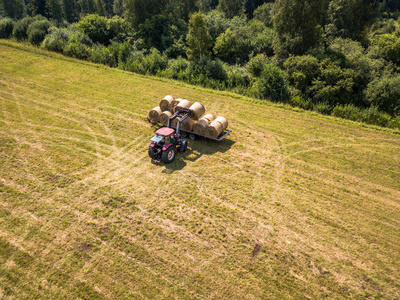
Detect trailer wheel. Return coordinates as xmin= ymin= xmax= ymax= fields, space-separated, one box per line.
xmin=148 ymin=145 xmax=155 ymax=158
xmin=181 ymin=131 xmax=187 ymax=138
xmin=180 ymin=139 xmax=187 ymax=152
xmin=161 ymin=146 xmax=176 ymax=163
xmin=189 ymin=133 xmax=196 ymax=140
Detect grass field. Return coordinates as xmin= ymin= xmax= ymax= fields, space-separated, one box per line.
xmin=1 ymin=41 xmax=400 ymax=299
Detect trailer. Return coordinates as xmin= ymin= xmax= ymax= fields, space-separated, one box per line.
xmin=147 ymin=107 xmax=231 ymax=163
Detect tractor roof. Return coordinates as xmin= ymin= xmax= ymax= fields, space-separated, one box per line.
xmin=155 ymin=127 xmax=175 ymax=137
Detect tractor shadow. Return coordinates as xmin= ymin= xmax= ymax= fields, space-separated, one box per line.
xmin=162 ymin=137 xmax=235 ymax=174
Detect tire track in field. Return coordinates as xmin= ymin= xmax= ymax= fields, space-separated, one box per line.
xmin=1 ymin=92 xmax=103 ymax=158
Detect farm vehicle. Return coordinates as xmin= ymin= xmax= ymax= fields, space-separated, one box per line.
xmin=148 ymin=107 xmax=231 ymax=163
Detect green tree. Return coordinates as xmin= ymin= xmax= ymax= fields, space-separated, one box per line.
xmin=46 ymin=0 xmax=63 ymax=23
xmin=253 ymin=63 xmax=289 ymax=101
xmin=167 ymin=0 xmax=199 ymax=21
xmin=63 ymin=0 xmax=78 ymax=22
xmin=77 ymin=13 xmax=110 ymax=44
xmin=365 ymin=73 xmax=400 ymax=115
xmin=272 ymin=0 xmax=325 ymax=57
xmin=186 ymin=11 xmax=211 ymax=60
xmin=0 ymin=0 xmax=25 ymax=19
xmin=253 ymin=2 xmax=273 ymax=27
xmin=113 ymin=0 xmax=123 ymax=16
xmin=213 ymin=28 xmax=239 ymax=64
xmin=245 ymin=0 xmax=271 ymax=19
xmin=124 ymin=0 xmax=166 ymax=28
xmin=95 ymin=0 xmax=106 ymax=16
xmin=0 ymin=18 xmax=15 ymax=38
xmin=325 ymin=0 xmax=378 ymax=43
xmin=218 ymin=0 xmax=245 ymax=18
xmin=370 ymin=33 xmax=400 ymax=65
xmin=31 ymin=0 xmax=48 ymax=17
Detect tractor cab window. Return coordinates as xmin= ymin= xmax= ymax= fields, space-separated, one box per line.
xmin=164 ymin=136 xmax=171 ymax=144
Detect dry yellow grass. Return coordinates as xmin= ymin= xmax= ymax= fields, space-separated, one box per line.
xmin=1 ymin=41 xmax=400 ymax=299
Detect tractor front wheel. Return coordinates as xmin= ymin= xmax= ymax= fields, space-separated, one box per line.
xmin=148 ymin=145 xmax=155 ymax=158
xmin=161 ymin=146 xmax=176 ymax=163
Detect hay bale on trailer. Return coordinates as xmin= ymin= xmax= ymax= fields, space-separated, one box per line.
xmin=159 ymin=95 xmax=175 ymax=111
xmin=174 ymin=99 xmax=191 ymax=112
xmin=205 ymin=116 xmax=228 ymax=138
xmin=180 ymin=117 xmax=196 ymax=132
xmin=215 ymin=116 xmax=228 ymax=130
xmin=148 ymin=106 xmax=162 ymax=123
xmin=193 ymin=114 xmax=214 ymax=135
xmin=159 ymin=110 xmax=173 ymax=126
xmin=168 ymin=98 xmax=181 ymax=111
xmin=189 ymin=102 xmax=205 ymax=120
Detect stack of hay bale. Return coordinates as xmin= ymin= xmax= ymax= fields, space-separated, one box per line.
xmin=148 ymin=95 xmax=228 ymax=139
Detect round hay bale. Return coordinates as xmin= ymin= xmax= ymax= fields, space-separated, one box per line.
xmin=206 ymin=120 xmax=223 ymax=138
xmin=189 ymin=102 xmax=205 ymax=120
xmin=193 ymin=114 xmax=214 ymax=135
xmin=148 ymin=106 xmax=162 ymax=123
xmin=159 ymin=110 xmax=173 ymax=126
xmin=159 ymin=95 xmax=175 ymax=111
xmin=180 ymin=117 xmax=195 ymax=132
xmin=174 ymin=99 xmax=191 ymax=112
xmin=168 ymin=98 xmax=182 ymax=111
xmin=215 ymin=116 xmax=228 ymax=130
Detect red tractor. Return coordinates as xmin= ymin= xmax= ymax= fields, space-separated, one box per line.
xmin=148 ymin=107 xmax=190 ymax=163
xmin=148 ymin=126 xmax=187 ymax=163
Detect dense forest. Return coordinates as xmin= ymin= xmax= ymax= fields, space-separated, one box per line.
xmin=1 ymin=0 xmax=400 ymax=129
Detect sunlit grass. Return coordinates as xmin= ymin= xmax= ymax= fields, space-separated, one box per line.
xmin=1 ymin=41 xmax=400 ymax=299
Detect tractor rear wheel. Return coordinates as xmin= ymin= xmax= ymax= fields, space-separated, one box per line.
xmin=161 ymin=146 xmax=176 ymax=163
xmin=148 ymin=145 xmax=155 ymax=158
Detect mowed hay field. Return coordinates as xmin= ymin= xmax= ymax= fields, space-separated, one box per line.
xmin=1 ymin=41 xmax=400 ymax=299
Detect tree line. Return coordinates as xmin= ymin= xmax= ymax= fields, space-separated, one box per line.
xmin=1 ymin=0 xmax=400 ymax=129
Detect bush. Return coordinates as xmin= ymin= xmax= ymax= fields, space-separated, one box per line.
xmin=161 ymin=56 xmax=190 ymax=80
xmin=226 ymin=66 xmax=251 ymax=89
xmin=89 ymin=44 xmax=113 ymax=65
xmin=0 ymin=19 xmax=15 ymax=39
xmin=63 ymin=30 xmax=92 ymax=59
xmin=28 ymin=29 xmax=46 ymax=45
xmin=333 ymin=104 xmax=393 ymax=127
xmin=13 ymin=16 xmax=45 ymax=40
xmin=252 ymin=63 xmax=289 ymax=102
xmin=186 ymin=57 xmax=227 ymax=88
xmin=42 ymin=27 xmax=70 ymax=53
xmin=283 ymin=55 xmax=320 ymax=94
xmin=27 ymin=19 xmax=51 ymax=45
xmin=246 ymin=53 xmax=269 ymax=77
xmin=144 ymin=48 xmax=168 ymax=75
xmin=365 ymin=74 xmax=400 ymax=115
xmin=370 ymin=33 xmax=400 ymax=65
xmin=77 ymin=14 xmax=110 ymax=44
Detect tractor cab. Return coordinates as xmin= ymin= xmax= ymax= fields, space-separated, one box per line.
xmin=151 ymin=127 xmax=176 ymax=146
xmin=148 ymin=127 xmax=186 ymax=164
